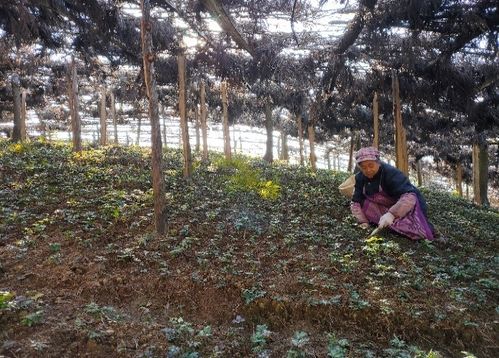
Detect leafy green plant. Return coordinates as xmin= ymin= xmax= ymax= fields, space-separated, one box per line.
xmin=384 ymin=336 xmax=441 ymax=357
xmin=327 ymin=334 xmax=349 ymax=358
xmin=84 ymin=302 xmax=123 ymax=322
xmin=216 ymin=155 xmax=281 ymax=200
xmin=49 ymin=242 xmax=61 ymax=253
xmin=259 ymin=180 xmax=281 ymax=200
xmin=287 ymin=331 xmax=310 ymax=357
xmin=362 ymin=236 xmax=383 ymax=257
xmin=242 ymin=287 xmax=267 ymax=304
xmin=160 ymin=317 xmax=208 ymax=356
xmin=22 ymin=310 xmax=44 ymax=326
xmin=251 ymin=324 xmax=271 ymax=354
xmin=0 ymin=291 xmax=14 ymax=309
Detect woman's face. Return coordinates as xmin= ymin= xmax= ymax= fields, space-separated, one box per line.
xmin=358 ymin=160 xmax=380 ymax=179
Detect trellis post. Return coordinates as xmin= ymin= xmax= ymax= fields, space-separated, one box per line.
xmin=99 ymin=85 xmax=107 ymax=146
xmin=200 ymin=80 xmax=209 ymax=161
xmin=221 ymin=80 xmax=231 ymax=160
xmin=177 ymin=53 xmax=192 ymax=177
xmin=373 ymin=91 xmax=379 ymax=149
xmin=392 ymin=70 xmax=409 ymax=175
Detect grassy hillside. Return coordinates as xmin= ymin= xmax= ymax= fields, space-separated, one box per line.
xmin=1 ymin=139 xmax=498 ymax=357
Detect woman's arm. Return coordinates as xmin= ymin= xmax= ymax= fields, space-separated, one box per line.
xmin=389 ymin=192 xmax=417 ymax=218
xmin=350 ymin=201 xmax=369 ymax=224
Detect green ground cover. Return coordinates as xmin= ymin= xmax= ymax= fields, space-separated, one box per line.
xmin=0 ymin=139 xmax=497 ymax=357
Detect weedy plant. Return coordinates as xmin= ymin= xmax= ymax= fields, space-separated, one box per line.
xmin=287 ymin=331 xmax=310 ymax=357
xmin=327 ymin=334 xmax=349 ymax=358
xmin=242 ymin=287 xmax=267 ymax=304
xmin=0 ymin=291 xmax=14 ymax=309
xmin=383 ymin=336 xmax=443 ymax=357
xmin=215 ymin=155 xmax=281 ymax=200
xmin=251 ymin=324 xmax=271 ymax=354
xmin=22 ymin=310 xmax=44 ymax=327
xmin=160 ymin=317 xmax=211 ymax=356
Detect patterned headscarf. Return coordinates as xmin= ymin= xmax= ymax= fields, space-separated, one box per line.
xmin=355 ymin=147 xmax=380 ymax=164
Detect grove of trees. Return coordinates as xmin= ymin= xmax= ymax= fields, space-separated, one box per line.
xmin=1 ymin=0 xmax=498 ymax=217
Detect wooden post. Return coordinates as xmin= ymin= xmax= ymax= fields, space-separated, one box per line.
xmin=136 ymin=101 xmax=142 ymax=145
xmin=177 ymin=54 xmax=192 ymax=177
xmin=232 ymin=126 xmax=237 ymax=155
xmin=373 ymin=91 xmax=379 ymax=149
xmin=277 ymin=136 xmax=281 ymax=159
xmin=221 ymin=81 xmax=231 ymax=160
xmin=68 ymin=58 xmax=81 ymax=152
xmin=162 ymin=107 xmax=167 ymax=148
xmin=20 ymin=89 xmax=27 ymax=141
xmin=416 ymin=159 xmax=423 ymax=187
xmin=195 ymin=105 xmax=201 ymax=152
xmin=12 ymin=74 xmax=22 ymax=142
xmin=348 ymin=132 xmax=355 ymax=173
xmin=263 ymin=98 xmax=273 ymax=163
xmin=99 ymin=85 xmax=107 ymax=146
xmin=200 ymin=80 xmax=208 ymax=161
xmin=239 ymin=131 xmax=242 ymax=153
xmin=111 ymin=91 xmax=118 ymax=144
xmin=280 ymin=131 xmax=289 ymax=162
xmin=308 ymin=109 xmax=317 ymax=172
xmin=472 ymin=141 xmax=489 ymax=206
xmin=392 ymin=70 xmax=409 ymax=175
xmin=141 ymin=0 xmax=167 ymax=234
xmin=326 ymin=148 xmax=331 ymax=170
xmin=296 ymin=112 xmax=304 ymax=165
xmin=456 ymin=163 xmax=463 ymax=197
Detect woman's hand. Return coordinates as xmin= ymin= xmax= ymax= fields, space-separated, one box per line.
xmin=359 ymin=223 xmax=370 ymax=229
xmin=378 ymin=212 xmax=395 ymax=228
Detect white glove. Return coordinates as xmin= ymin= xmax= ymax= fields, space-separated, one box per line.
xmin=359 ymin=223 xmax=370 ymax=229
xmin=378 ymin=212 xmax=395 ymax=228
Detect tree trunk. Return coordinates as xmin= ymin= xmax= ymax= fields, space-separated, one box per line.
xmin=221 ymin=81 xmax=231 ymax=160
xmin=177 ymin=54 xmax=193 ymax=177
xmin=12 ymin=74 xmax=22 ymax=142
xmin=68 ymin=58 xmax=81 ymax=152
xmin=296 ymin=112 xmax=304 ymax=165
xmin=99 ymin=86 xmax=107 ymax=146
xmin=307 ymin=113 xmax=317 ymax=172
xmin=472 ymin=141 xmax=489 ymax=206
xmin=392 ymin=70 xmax=409 ymax=175
xmin=263 ymin=98 xmax=273 ymax=163
xmin=456 ymin=162 xmax=463 ymax=197
xmin=111 ymin=91 xmax=118 ymax=144
xmin=200 ymin=80 xmax=209 ymax=161
xmin=372 ymin=91 xmax=379 ymax=149
xmin=141 ymin=0 xmax=167 ymax=234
